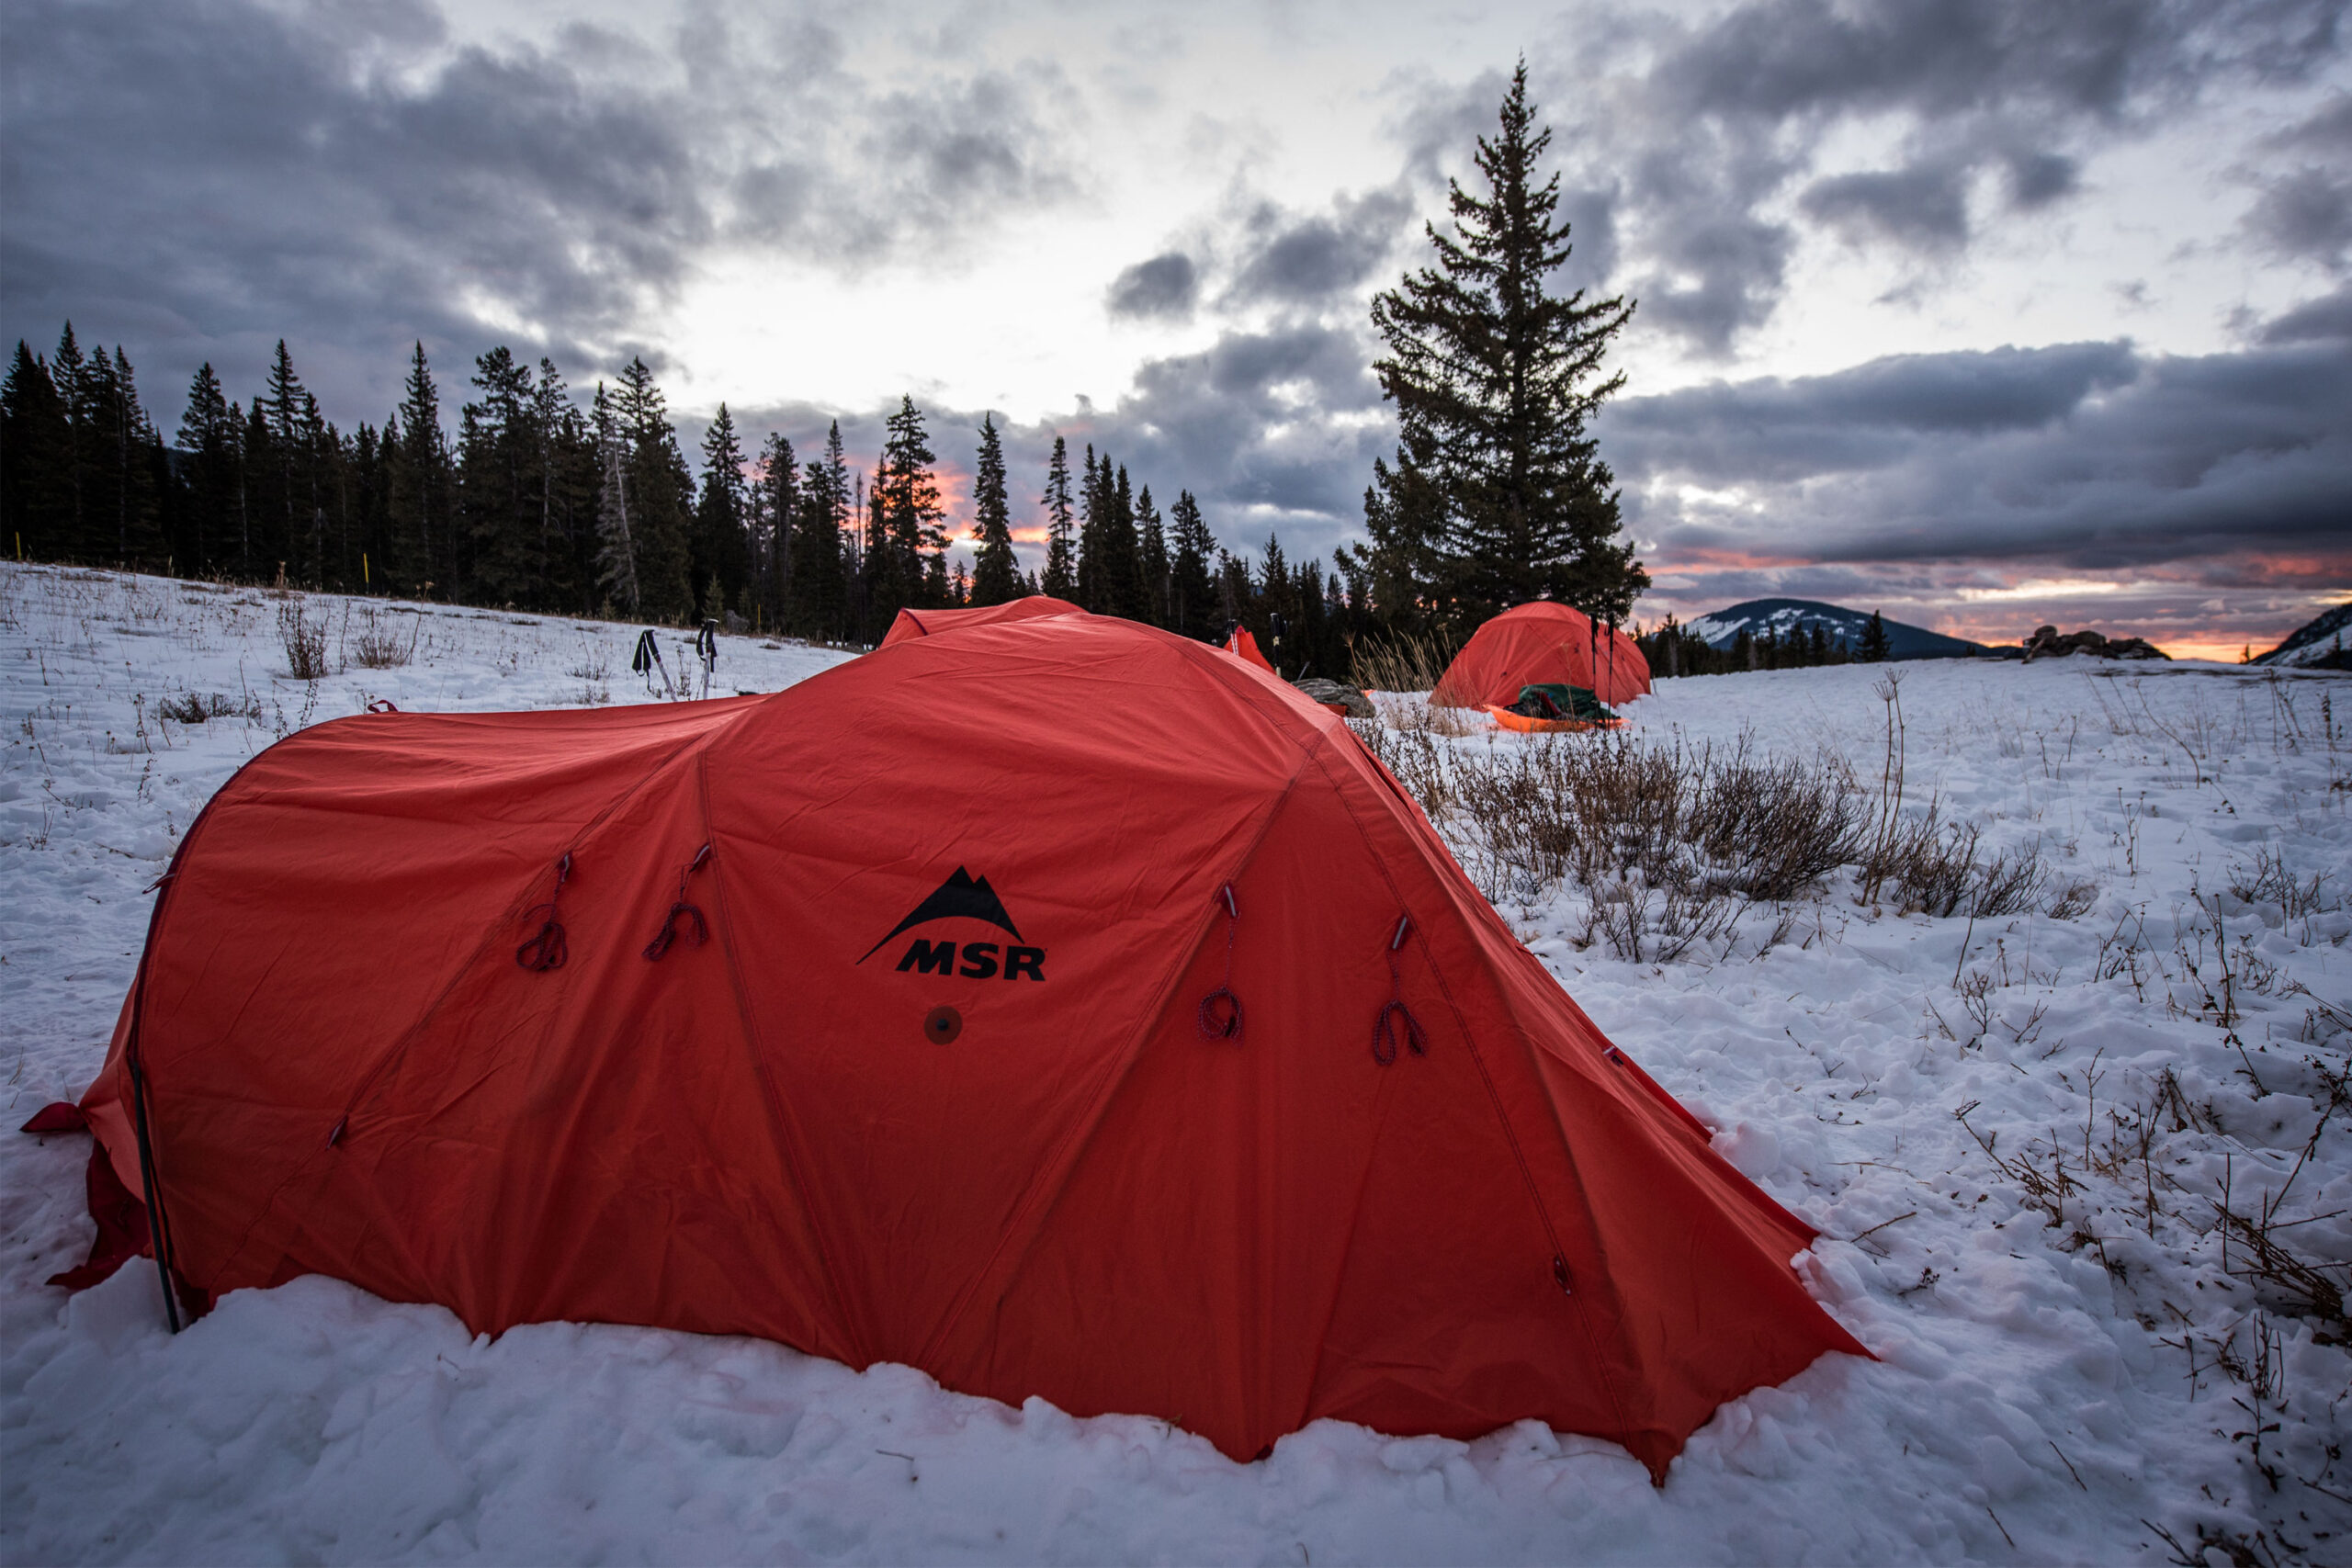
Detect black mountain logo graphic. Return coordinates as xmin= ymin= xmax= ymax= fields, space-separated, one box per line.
xmin=856 ymin=866 xmax=1023 ymax=963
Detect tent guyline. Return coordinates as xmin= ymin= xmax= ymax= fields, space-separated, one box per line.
xmin=27 ymin=602 xmax=1860 ymax=1480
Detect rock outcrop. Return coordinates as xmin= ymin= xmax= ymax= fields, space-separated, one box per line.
xmin=2022 ymin=626 xmax=2169 ymax=662
xmin=1294 ymin=678 xmax=1376 ymax=717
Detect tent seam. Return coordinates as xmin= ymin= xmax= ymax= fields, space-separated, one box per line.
xmin=210 ymin=700 xmax=768 ymax=1288
xmin=698 ymin=750 xmax=868 ymax=1366
xmin=1295 ymin=734 xmax=1642 ymax=1446
xmin=910 ymin=649 xmax=1326 ymax=1372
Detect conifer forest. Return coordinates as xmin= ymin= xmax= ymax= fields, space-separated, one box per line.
xmin=0 ymin=69 xmax=1656 ymax=684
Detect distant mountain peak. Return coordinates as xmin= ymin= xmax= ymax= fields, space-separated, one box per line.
xmin=2254 ymin=603 xmax=2352 ymax=670
xmin=1679 ymin=598 xmax=1993 ymax=660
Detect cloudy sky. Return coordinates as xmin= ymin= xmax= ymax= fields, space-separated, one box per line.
xmin=5 ymin=0 xmax=2346 ymax=656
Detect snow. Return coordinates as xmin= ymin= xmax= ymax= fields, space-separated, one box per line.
xmin=6 ymin=562 xmax=2350 ymax=1565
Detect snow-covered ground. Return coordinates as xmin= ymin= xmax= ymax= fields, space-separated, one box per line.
xmin=4 ymin=562 xmax=2347 ymax=1565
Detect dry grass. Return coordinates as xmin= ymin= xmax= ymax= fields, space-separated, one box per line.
xmin=1351 ymin=630 xmax=1456 ymax=695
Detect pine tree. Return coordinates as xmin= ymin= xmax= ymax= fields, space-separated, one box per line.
xmin=1859 ymin=610 xmax=1891 ymax=663
xmin=969 ymin=412 xmax=1020 ymax=606
xmin=1167 ymin=490 xmax=1216 ymax=640
xmin=607 ymin=358 xmax=693 ymax=621
xmin=752 ymin=430 xmax=797 ymax=632
xmin=1075 ymin=444 xmax=1106 ymax=611
xmin=1136 ymin=484 xmax=1169 ymax=627
xmin=1257 ymin=535 xmax=1296 ymax=674
xmin=1040 ymin=435 xmax=1077 ymax=601
xmin=1339 ymin=456 xmax=1445 ymax=639
xmin=262 ymin=341 xmax=312 ymax=577
xmin=79 ymin=346 xmax=165 ymax=569
xmin=871 ymin=396 xmax=944 ymax=629
xmin=1 ymin=341 xmax=73 ymax=560
xmin=457 ymin=346 xmax=537 ymax=604
xmin=51 ymin=324 xmax=89 ymax=554
xmin=386 ymin=343 xmax=451 ymax=594
xmin=789 ymin=423 xmax=849 ymax=639
xmin=591 ymin=382 xmax=639 ymax=615
xmin=1101 ymin=462 xmax=1146 ymax=620
xmin=1370 ymin=61 xmax=1645 ymax=626
xmin=1294 ymin=556 xmax=1333 ymax=678
xmin=171 ymin=363 xmax=236 ymax=575
xmin=528 ymin=358 xmax=594 ymax=613
xmin=694 ymin=403 xmax=749 ymax=618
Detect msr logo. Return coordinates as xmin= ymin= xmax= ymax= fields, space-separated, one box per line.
xmin=856 ymin=865 xmax=1047 ymax=981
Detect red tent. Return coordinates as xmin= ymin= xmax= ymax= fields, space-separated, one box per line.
xmin=879 ymin=595 xmax=1082 ymax=649
xmin=1224 ymin=625 xmax=1275 ymax=673
xmin=49 ymin=615 xmax=1858 ymax=1476
xmin=1432 ymin=602 xmax=1652 ymax=709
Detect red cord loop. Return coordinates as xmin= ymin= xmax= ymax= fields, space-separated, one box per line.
xmin=515 ymin=852 xmax=573 ymax=972
xmin=1197 ymin=883 xmax=1243 ymax=1043
xmin=643 ymin=843 xmax=714 ymax=962
xmin=1371 ymin=912 xmax=1429 ymax=1066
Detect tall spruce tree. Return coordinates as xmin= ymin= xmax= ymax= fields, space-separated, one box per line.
xmin=969 ymin=412 xmax=1020 ymax=606
xmin=387 ymin=343 xmax=451 ymax=594
xmin=0 ymin=342 xmax=72 ymax=560
xmin=51 ymin=325 xmax=89 ymax=553
xmin=174 ymin=362 xmax=237 ymax=576
xmin=1102 ymin=462 xmax=1146 ymax=620
xmin=789 ymin=423 xmax=849 ymax=639
xmin=694 ymin=403 xmax=749 ymax=618
xmin=591 ymin=382 xmax=639 ymax=615
xmin=1040 ymin=436 xmax=1077 ymax=600
xmin=609 ymin=357 xmax=694 ymax=621
xmin=1369 ymin=61 xmax=1645 ymax=626
xmin=874 ymin=397 xmax=944 ymax=626
xmin=752 ymin=430 xmax=797 ymax=631
xmin=1075 ymin=444 xmax=1106 ymax=611
xmin=1136 ymin=483 xmax=1169 ymax=627
xmin=458 ymin=345 xmax=536 ymax=604
xmin=1167 ymin=489 xmax=1216 ymax=640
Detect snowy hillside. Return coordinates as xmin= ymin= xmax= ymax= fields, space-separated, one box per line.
xmin=2258 ymin=604 xmax=2352 ymax=671
xmin=1684 ymin=598 xmax=1994 ymax=660
xmin=6 ymin=563 xmax=2351 ymax=1565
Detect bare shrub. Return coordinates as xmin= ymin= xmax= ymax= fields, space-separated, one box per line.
xmin=1352 ymin=725 xmax=1864 ymax=959
xmin=277 ymin=601 xmax=330 ymax=680
xmin=2048 ymin=879 xmax=2099 ymax=920
xmin=566 ymin=641 xmax=615 ymax=682
xmin=157 ymin=691 xmax=264 ymax=725
xmin=1970 ymin=842 xmax=2052 ymax=918
xmin=2229 ymin=845 xmax=2338 ymax=922
xmin=345 ymin=606 xmax=418 ymax=669
xmin=1871 ymin=810 xmax=1977 ymax=916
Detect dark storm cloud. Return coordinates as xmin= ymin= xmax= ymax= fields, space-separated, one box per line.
xmin=1799 ymin=163 xmax=1972 ymax=252
xmin=0 ymin=0 xmax=1078 ymax=412
xmin=1507 ymin=0 xmax=2351 ymax=353
xmin=1080 ymin=321 xmax=1389 ymax=556
xmin=1221 ymin=186 xmax=1417 ymax=308
xmin=2002 ymin=150 xmax=2081 ymax=209
xmin=2244 ymin=95 xmax=2352 ymax=269
xmin=1106 ymin=254 xmax=1201 ymax=320
xmin=2259 ymin=282 xmax=2352 ymax=343
xmin=1606 ymin=333 xmax=2352 ymax=582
